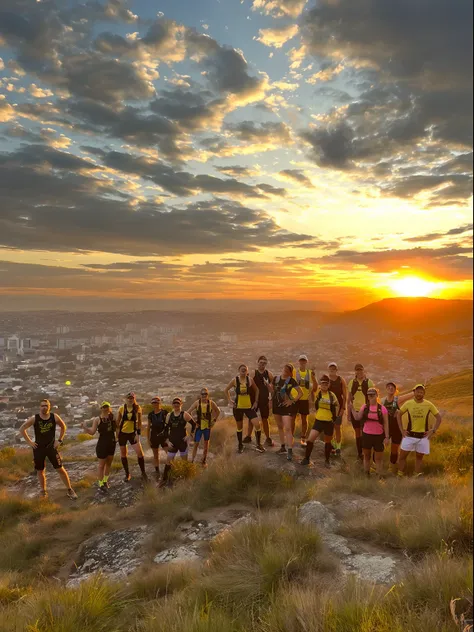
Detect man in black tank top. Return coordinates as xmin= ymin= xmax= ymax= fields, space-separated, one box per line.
xmin=20 ymin=399 xmax=77 ymax=500
xmin=328 ymin=363 xmax=347 ymax=457
xmin=159 ymin=398 xmax=196 ymax=487
xmin=243 ymin=356 xmax=275 ymax=447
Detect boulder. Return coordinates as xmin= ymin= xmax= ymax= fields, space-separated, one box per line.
xmin=342 ymin=553 xmax=397 ymax=584
xmin=298 ymin=501 xmax=339 ymax=532
xmin=154 ymin=545 xmax=201 ymax=565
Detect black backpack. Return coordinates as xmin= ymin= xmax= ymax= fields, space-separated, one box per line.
xmin=350 ymin=378 xmax=369 ymax=404
xmin=361 ymin=403 xmax=384 ymax=426
xmin=315 ymin=390 xmax=337 ymax=422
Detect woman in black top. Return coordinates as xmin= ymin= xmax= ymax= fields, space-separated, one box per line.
xmin=270 ymin=364 xmax=303 ymax=462
xmin=159 ymin=398 xmax=196 ymax=487
xmin=147 ymin=396 xmax=169 ymax=477
xmin=82 ymin=401 xmax=117 ymax=492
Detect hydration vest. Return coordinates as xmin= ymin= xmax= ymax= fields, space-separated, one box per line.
xmin=197 ymin=399 xmax=212 ymax=426
xmin=351 ymin=379 xmax=370 ymax=405
xmin=361 ymin=403 xmax=384 ymax=425
xmin=98 ymin=413 xmax=116 ymax=437
xmin=315 ymin=390 xmax=337 ymax=421
xmin=295 ymin=369 xmax=310 ymax=390
xmin=119 ymin=403 xmax=138 ymax=433
xmin=235 ymin=375 xmax=254 ymax=404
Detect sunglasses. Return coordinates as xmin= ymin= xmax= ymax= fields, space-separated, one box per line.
xmin=368 ymin=392 xmax=377 ymax=396
xmin=201 ymin=392 xmax=208 ymax=396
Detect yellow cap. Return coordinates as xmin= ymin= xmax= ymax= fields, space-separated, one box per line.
xmin=413 ymin=383 xmax=426 ymax=390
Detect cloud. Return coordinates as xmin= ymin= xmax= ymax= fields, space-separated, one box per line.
xmin=278 ymin=169 xmax=313 ymax=187
xmin=300 ymin=123 xmax=355 ymax=169
xmin=0 ymin=96 xmax=15 ymax=122
xmin=29 ymin=83 xmax=53 ymax=98
xmin=404 ymin=224 xmax=474 ymax=243
xmin=252 ymin=0 xmax=308 ymax=19
xmin=256 ymin=24 xmax=299 ymax=49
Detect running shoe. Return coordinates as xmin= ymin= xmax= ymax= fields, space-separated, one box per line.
xmin=300 ymin=457 xmax=310 ymax=466
xmin=67 ymin=488 xmax=78 ymax=500
xmin=264 ymin=437 xmax=274 ymax=447
xmin=335 ymin=449 xmax=341 ymax=457
xmin=415 ymin=472 xmax=424 ymax=478
xmin=242 ymin=436 xmax=252 ymax=444
xmin=201 ymin=460 xmax=208 ymax=468
xmin=238 ymin=444 xmax=244 ymax=454
xmin=287 ymin=449 xmax=293 ymax=462
xmin=397 ymin=471 xmax=405 ymax=478
xmin=124 ymin=473 xmax=132 ymax=482
xmin=255 ymin=444 xmax=266 ymax=453
xmin=104 ymin=481 xmax=110 ymax=489
xmin=300 ymin=438 xmax=307 ymax=447
xmin=276 ymin=446 xmax=287 ymax=455
xmin=98 ymin=483 xmax=107 ymax=493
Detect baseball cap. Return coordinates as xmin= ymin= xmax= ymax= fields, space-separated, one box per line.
xmin=327 ymin=362 xmax=338 ymax=369
xmin=367 ymin=388 xmax=378 ymax=395
xmin=126 ymin=392 xmax=135 ymax=399
xmin=100 ymin=401 xmax=111 ymax=408
xmin=320 ymin=374 xmax=330 ymax=383
xmin=172 ymin=397 xmax=182 ymax=404
xmin=354 ymin=363 xmax=364 ymax=370
xmin=413 ymin=383 xmax=426 ymax=390
xmin=151 ymin=396 xmax=161 ymax=403
xmin=298 ymin=354 xmax=308 ymax=361
xmin=386 ymin=382 xmax=397 ymax=389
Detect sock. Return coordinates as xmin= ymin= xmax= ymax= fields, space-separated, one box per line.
xmin=98 ymin=479 xmax=104 ymax=487
xmin=390 ymin=452 xmax=398 ymax=465
xmin=324 ymin=442 xmax=332 ymax=462
xmin=237 ymin=431 xmax=243 ymax=446
xmin=162 ymin=464 xmax=171 ymax=482
xmin=305 ymin=441 xmax=314 ymax=459
xmin=331 ymin=438 xmax=337 ymax=449
xmin=138 ymin=456 xmax=146 ymax=474
xmin=397 ymin=470 xmax=405 ymax=477
xmin=336 ymin=442 xmax=342 ymax=450
xmin=356 ymin=437 xmax=362 ymax=457
xmin=256 ymin=430 xmax=261 ymax=445
xmin=121 ymin=457 xmax=129 ymax=476
xmin=155 ymin=465 xmax=160 ymax=472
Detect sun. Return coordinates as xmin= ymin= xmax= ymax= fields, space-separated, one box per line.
xmin=389 ymin=276 xmax=438 ymax=298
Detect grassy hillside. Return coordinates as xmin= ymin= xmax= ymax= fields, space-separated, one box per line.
xmin=426 ymin=369 xmax=473 ymax=417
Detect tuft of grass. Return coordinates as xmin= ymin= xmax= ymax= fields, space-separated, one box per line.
xmin=0 ymin=447 xmax=33 ymax=485
xmin=169 ymin=459 xmax=200 ymax=482
xmin=0 ymin=493 xmax=58 ymax=531
xmin=126 ymin=563 xmax=198 ymax=601
xmin=76 ymin=433 xmax=95 ymax=442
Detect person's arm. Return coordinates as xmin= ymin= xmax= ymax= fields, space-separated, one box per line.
xmin=211 ymin=401 xmax=221 ymax=423
xmin=347 ymin=381 xmax=354 ymax=410
xmin=348 ymin=401 xmax=363 ymax=421
xmin=116 ymin=407 xmax=123 ymax=439
xmin=136 ymin=407 xmax=142 ymax=436
xmin=186 ymin=400 xmax=198 ymax=417
xmin=310 ymin=369 xmax=318 ymax=393
xmin=425 ymin=412 xmax=442 ymax=439
xmin=20 ymin=416 xmax=37 ymax=449
xmin=382 ymin=410 xmax=389 ymax=445
xmin=82 ymin=417 xmax=99 ymax=435
xmin=341 ymin=378 xmax=348 ymax=415
xmin=286 ymin=384 xmax=303 ymax=405
xmin=146 ymin=413 xmax=152 ymax=443
xmin=54 ymin=414 xmax=67 ymax=448
xmin=397 ymin=409 xmax=407 ymax=438
xmin=184 ymin=412 xmax=196 ymax=439
xmin=250 ymin=378 xmax=259 ymax=409
xmin=398 ymin=392 xmax=414 ymax=405
xmin=224 ymin=379 xmax=236 ymax=407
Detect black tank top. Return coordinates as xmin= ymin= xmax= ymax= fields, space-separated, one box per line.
xmin=148 ymin=410 xmax=167 ymax=435
xmin=97 ymin=414 xmax=116 ymax=440
xmin=34 ymin=413 xmax=56 ymax=447
xmin=329 ymin=376 xmax=344 ymax=407
xmin=254 ymin=369 xmax=270 ymax=401
xmin=168 ymin=411 xmax=187 ymax=440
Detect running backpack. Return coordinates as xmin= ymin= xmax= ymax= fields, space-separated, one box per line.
xmin=350 ymin=378 xmax=370 ymax=404
xmin=235 ymin=375 xmax=254 ymax=404
xmin=361 ymin=403 xmax=384 ymax=425
xmin=295 ymin=370 xmax=310 ymax=390
xmin=315 ymin=390 xmax=337 ymax=421
xmin=382 ymin=396 xmax=398 ymax=419
xmin=197 ymin=399 xmax=213 ymax=426
xmin=119 ymin=403 xmax=138 ymax=433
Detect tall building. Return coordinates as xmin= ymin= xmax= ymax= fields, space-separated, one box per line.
xmin=56 ymin=326 xmax=70 ymax=334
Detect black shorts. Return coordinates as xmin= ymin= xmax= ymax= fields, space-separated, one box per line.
xmin=150 ymin=434 xmax=168 ymax=450
xmin=362 ymin=432 xmax=385 ymax=452
xmin=312 ymin=419 xmax=334 ymax=437
xmin=273 ymin=403 xmax=297 ymax=417
xmin=33 ymin=445 xmax=62 ymax=471
xmin=96 ymin=439 xmax=116 ymax=460
xmin=256 ymin=400 xmax=270 ymax=419
xmin=350 ymin=410 xmax=361 ymax=430
xmin=388 ymin=417 xmax=402 ymax=445
xmin=233 ymin=408 xmax=258 ymax=423
xmin=168 ymin=438 xmax=187 ymax=454
xmin=295 ymin=400 xmax=310 ymax=416
xmin=118 ymin=432 xmax=138 ymax=446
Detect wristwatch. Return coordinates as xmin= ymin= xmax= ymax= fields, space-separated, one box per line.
xmin=58 ymin=439 xmax=63 ymax=445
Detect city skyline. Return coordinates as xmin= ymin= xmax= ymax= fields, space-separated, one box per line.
xmin=0 ymin=0 xmax=472 ymax=310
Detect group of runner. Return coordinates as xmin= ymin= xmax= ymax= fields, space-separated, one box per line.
xmin=19 ymin=355 xmax=443 ymax=498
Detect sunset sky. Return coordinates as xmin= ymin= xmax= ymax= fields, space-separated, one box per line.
xmin=0 ymin=0 xmax=472 ymax=310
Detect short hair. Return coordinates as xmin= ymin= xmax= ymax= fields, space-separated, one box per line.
xmin=40 ymin=399 xmax=51 ymax=406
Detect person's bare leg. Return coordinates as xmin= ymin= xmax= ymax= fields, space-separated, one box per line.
xmin=57 ymin=466 xmax=72 ymax=489
xmin=98 ymin=459 xmax=105 ymax=482
xmin=275 ymin=415 xmax=285 ymax=445
xmin=191 ymin=440 xmax=199 ymax=463
xmin=37 ymin=469 xmax=46 ymax=493
xmin=415 ymin=452 xmax=424 ymax=474
xmin=283 ymin=416 xmax=294 ymax=448
xmin=152 ymin=447 xmax=160 ymax=468
xmin=292 ymin=416 xmax=296 ymax=437
xmin=132 ymin=441 xmax=146 ymax=477
xmin=301 ymin=415 xmax=308 ymax=440
xmin=375 ymin=451 xmax=384 ymax=475
xmin=262 ymin=418 xmax=271 ymax=440
xmin=202 ymin=440 xmax=209 ymax=464
xmin=362 ymin=449 xmax=371 ymax=474
xmin=105 ymin=456 xmax=113 ymax=477
xmin=397 ymin=449 xmax=410 ymax=474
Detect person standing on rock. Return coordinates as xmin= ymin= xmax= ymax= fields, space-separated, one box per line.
xmin=349 ymin=387 xmax=389 ymax=478
xmin=147 ymin=396 xmax=169 ymax=478
xmin=187 ymin=388 xmax=220 ymax=467
xmin=116 ymin=392 xmax=147 ymax=483
xmin=82 ymin=401 xmax=117 ymax=492
xmin=243 ymin=356 xmax=275 ymax=447
xmin=292 ymin=355 xmax=318 ymax=446
xmin=300 ymin=375 xmax=337 ymax=468
xmin=271 ymin=364 xmax=303 ymax=462
xmin=382 ymin=382 xmax=413 ymax=474
xmin=327 ymin=362 xmax=347 ymax=457
xmin=159 ymin=398 xmax=196 ymax=487
xmin=397 ymin=384 xmax=442 ymax=477
xmin=225 ymin=365 xmax=265 ymax=454
xmin=20 ymin=399 xmax=78 ymax=500
xmin=347 ymin=364 xmax=375 ymax=461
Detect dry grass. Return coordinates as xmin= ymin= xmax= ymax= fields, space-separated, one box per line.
xmin=0 ymin=447 xmax=33 ymax=485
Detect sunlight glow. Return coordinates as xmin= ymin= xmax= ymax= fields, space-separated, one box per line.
xmin=389 ymin=276 xmax=439 ymax=298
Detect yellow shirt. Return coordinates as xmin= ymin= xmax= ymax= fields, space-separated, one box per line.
xmin=348 ymin=379 xmax=374 ymax=411
xmin=293 ymin=368 xmax=312 ymax=401
xmin=315 ymin=389 xmax=336 ymax=422
xmin=198 ymin=400 xmax=213 ymax=430
xmin=400 ymin=399 xmax=439 ymax=434
xmin=236 ymin=378 xmax=251 ymax=409
xmin=119 ymin=404 xmax=141 ymax=434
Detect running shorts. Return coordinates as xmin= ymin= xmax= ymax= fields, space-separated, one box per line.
xmin=256 ymin=400 xmax=270 ymax=419
xmin=295 ymin=400 xmax=310 ymax=416
xmin=233 ymin=408 xmax=258 ymax=423
xmin=388 ymin=417 xmax=402 ymax=445
xmin=400 ymin=436 xmax=430 ymax=455
xmin=312 ymin=419 xmax=334 ymax=436
xmin=362 ymin=432 xmax=385 ymax=452
xmin=118 ymin=431 xmax=138 ymax=446
xmin=272 ymin=402 xmax=297 ymax=417
xmin=33 ymin=445 xmax=62 ymax=471
xmin=168 ymin=438 xmax=188 ymax=454
xmin=194 ymin=428 xmax=211 ymax=442
xmin=96 ymin=439 xmax=117 ymax=459
xmin=150 ymin=433 xmax=168 ymax=450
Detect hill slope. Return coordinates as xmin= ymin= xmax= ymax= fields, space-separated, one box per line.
xmin=425 ymin=369 xmax=473 ymax=417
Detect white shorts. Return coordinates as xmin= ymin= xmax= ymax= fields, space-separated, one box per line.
xmin=401 ymin=436 xmax=430 ymax=455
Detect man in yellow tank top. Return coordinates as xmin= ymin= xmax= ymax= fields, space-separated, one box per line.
xmin=116 ymin=392 xmax=147 ymax=482
xmin=292 ymin=355 xmax=318 ymax=446
xmin=225 ymin=365 xmax=264 ymax=454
